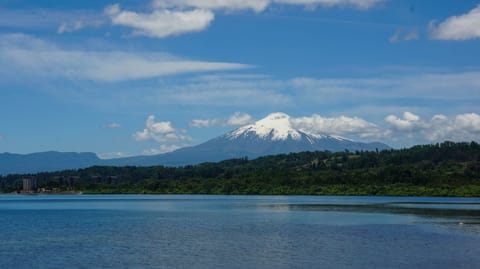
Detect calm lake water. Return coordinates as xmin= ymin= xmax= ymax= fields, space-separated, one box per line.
xmin=0 ymin=195 xmax=479 ymax=269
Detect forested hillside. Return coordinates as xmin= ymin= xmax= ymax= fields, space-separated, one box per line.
xmin=2 ymin=141 xmax=480 ymax=196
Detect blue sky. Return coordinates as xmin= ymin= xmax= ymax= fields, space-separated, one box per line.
xmin=1 ymin=0 xmax=479 ymax=157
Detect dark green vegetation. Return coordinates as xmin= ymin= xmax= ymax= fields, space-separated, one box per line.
xmin=1 ymin=141 xmax=480 ymax=196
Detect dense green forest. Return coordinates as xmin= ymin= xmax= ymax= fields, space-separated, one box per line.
xmin=2 ymin=141 xmax=480 ymax=196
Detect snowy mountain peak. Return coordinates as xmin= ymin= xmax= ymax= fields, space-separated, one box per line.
xmin=227 ymin=112 xmax=304 ymax=141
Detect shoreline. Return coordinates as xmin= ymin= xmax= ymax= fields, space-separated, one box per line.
xmin=1 ymin=192 xmax=479 ymax=198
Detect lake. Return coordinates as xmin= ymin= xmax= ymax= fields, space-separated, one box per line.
xmin=0 ymin=195 xmax=479 ymax=269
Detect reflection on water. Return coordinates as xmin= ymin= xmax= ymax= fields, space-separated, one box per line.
xmin=261 ymin=201 xmax=480 ymax=234
xmin=262 ymin=202 xmax=480 ymax=220
xmin=0 ymin=195 xmax=479 ymax=269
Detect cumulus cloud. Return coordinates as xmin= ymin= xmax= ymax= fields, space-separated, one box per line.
xmin=0 ymin=34 xmax=250 ymax=82
xmin=105 ymin=4 xmax=214 ymax=38
xmin=133 ymin=115 xmax=190 ymax=142
xmin=385 ymin=111 xmax=421 ymax=132
xmin=188 ymin=111 xmax=480 ymax=145
xmin=134 ymin=115 xmax=183 ymax=142
xmin=105 ymin=112 xmax=480 ymax=154
xmin=133 ymin=115 xmax=192 ymax=155
xmin=429 ymin=5 xmax=480 ymax=40
xmin=290 ymin=114 xmax=384 ymax=138
xmin=385 ymin=112 xmax=480 ymax=143
xmin=284 ymin=112 xmax=480 ymax=144
xmin=191 ymin=112 xmax=254 ymax=127
xmin=455 ymin=113 xmax=480 ymax=133
xmin=288 ymin=112 xmax=480 ymax=144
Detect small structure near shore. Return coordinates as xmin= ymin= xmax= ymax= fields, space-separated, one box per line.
xmin=22 ymin=178 xmax=38 ymax=193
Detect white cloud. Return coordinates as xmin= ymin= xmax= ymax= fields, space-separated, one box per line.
xmin=385 ymin=111 xmax=422 ymax=132
xmin=22 ymin=68 xmax=478 ymax=114
xmin=270 ymin=112 xmax=480 ymax=144
xmin=288 ymin=71 xmax=480 ymax=105
xmin=455 ymin=113 xmax=480 ymax=132
xmin=134 ymin=115 xmax=190 ymax=143
xmin=273 ymin=0 xmax=382 ymax=9
xmin=189 ymin=111 xmax=480 ymax=145
xmin=191 ymin=112 xmax=254 ymax=127
xmin=105 ymin=122 xmax=121 ymax=129
xmin=0 ymin=34 xmax=250 ymax=82
xmin=226 ymin=112 xmax=254 ymax=126
xmin=111 ymin=0 xmax=381 ymax=38
xmin=98 ymin=152 xmax=131 ymax=159
xmin=104 ymin=4 xmax=121 ymax=16
xmin=169 ymin=83 xmax=289 ymax=106
xmin=152 ymin=0 xmax=270 ymax=12
xmin=290 ymin=114 xmax=383 ymax=138
xmin=121 ymin=112 xmax=480 ymax=154
xmin=4 ymin=38 xmax=478 ymax=113
xmin=384 ymin=112 xmax=480 ymax=143
xmin=57 ymin=20 xmax=103 ymax=34
xmin=134 ymin=115 xmax=175 ymax=141
xmin=127 ymin=112 xmax=480 ymax=152
xmin=57 ymin=21 xmax=83 ymax=33
xmin=429 ymin=5 xmax=480 ymax=40
xmin=152 ymin=0 xmax=381 ymax=12
xmin=389 ymin=29 xmax=418 ymax=43
xmin=190 ymin=118 xmax=222 ymax=127
xmin=105 ymin=4 xmax=214 ymax=38
xmin=159 ymin=71 xmax=478 ymax=110
xmin=142 ymin=144 xmax=183 ymax=155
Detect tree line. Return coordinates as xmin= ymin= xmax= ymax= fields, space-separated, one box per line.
xmin=1 ymin=141 xmax=480 ymax=196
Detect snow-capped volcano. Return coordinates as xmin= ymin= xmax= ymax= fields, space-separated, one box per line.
xmin=227 ymin=112 xmax=305 ymax=141
xmin=226 ymin=112 xmax=350 ymax=143
xmin=109 ymin=112 xmax=390 ymax=166
xmin=185 ymin=112 xmax=389 ymax=159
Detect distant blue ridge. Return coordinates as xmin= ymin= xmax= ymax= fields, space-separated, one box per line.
xmin=0 ymin=137 xmax=389 ymax=175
